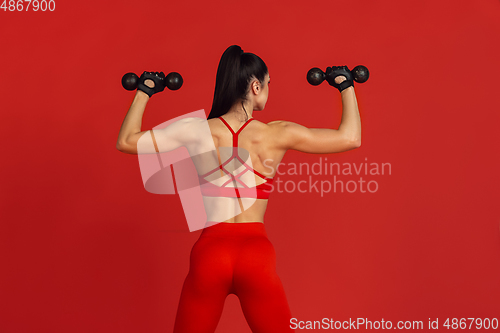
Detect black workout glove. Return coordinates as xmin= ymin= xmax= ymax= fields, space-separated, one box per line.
xmin=138 ymin=71 xmax=166 ymax=97
xmin=325 ymin=66 xmax=354 ymax=92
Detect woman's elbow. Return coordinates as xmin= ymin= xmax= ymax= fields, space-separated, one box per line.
xmin=347 ymin=137 xmax=361 ymax=149
xmin=116 ymin=141 xmax=133 ymax=153
xmin=116 ymin=141 xmax=125 ymax=152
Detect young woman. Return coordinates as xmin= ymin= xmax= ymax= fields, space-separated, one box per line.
xmin=116 ymin=45 xmax=361 ymax=333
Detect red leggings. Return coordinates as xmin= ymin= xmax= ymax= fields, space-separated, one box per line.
xmin=173 ymin=222 xmax=294 ymax=332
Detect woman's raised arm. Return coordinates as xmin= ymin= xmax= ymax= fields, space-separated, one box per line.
xmin=269 ymin=85 xmax=361 ymax=154
xmin=116 ymin=90 xmax=152 ymax=154
xmin=116 ymin=87 xmax=207 ymax=155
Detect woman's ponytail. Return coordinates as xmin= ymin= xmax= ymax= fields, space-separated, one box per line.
xmin=208 ymin=45 xmax=268 ymax=120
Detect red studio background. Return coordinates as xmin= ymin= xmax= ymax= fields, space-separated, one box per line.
xmin=1 ymin=0 xmax=499 ymax=332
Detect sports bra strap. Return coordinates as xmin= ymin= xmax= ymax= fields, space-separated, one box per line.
xmin=219 ymin=117 xmax=254 ymax=146
xmin=198 ymin=116 xmax=273 ymax=199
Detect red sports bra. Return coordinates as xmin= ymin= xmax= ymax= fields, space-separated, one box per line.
xmin=198 ymin=116 xmax=274 ymax=199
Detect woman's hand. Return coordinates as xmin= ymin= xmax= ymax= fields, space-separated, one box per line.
xmin=137 ymin=71 xmax=166 ymax=97
xmin=326 ymin=66 xmax=353 ymax=92
xmin=334 ymin=75 xmax=346 ymax=84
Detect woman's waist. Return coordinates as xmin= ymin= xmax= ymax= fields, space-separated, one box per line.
xmin=203 ymin=196 xmax=268 ymax=223
xmin=200 ymin=221 xmax=268 ymax=238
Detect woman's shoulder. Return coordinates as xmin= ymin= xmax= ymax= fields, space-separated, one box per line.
xmin=265 ymin=119 xmax=288 ymax=126
xmin=237 ymin=118 xmax=290 ymax=127
xmin=264 ymin=119 xmax=304 ymax=133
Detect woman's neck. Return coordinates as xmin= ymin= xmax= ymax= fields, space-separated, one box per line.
xmin=225 ymin=101 xmax=254 ymax=122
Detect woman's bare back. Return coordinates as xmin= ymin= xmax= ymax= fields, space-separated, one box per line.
xmin=187 ymin=117 xmax=287 ymax=224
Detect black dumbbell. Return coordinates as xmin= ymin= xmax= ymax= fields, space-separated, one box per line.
xmin=121 ymin=72 xmax=183 ymax=91
xmin=306 ymin=65 xmax=369 ymax=86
